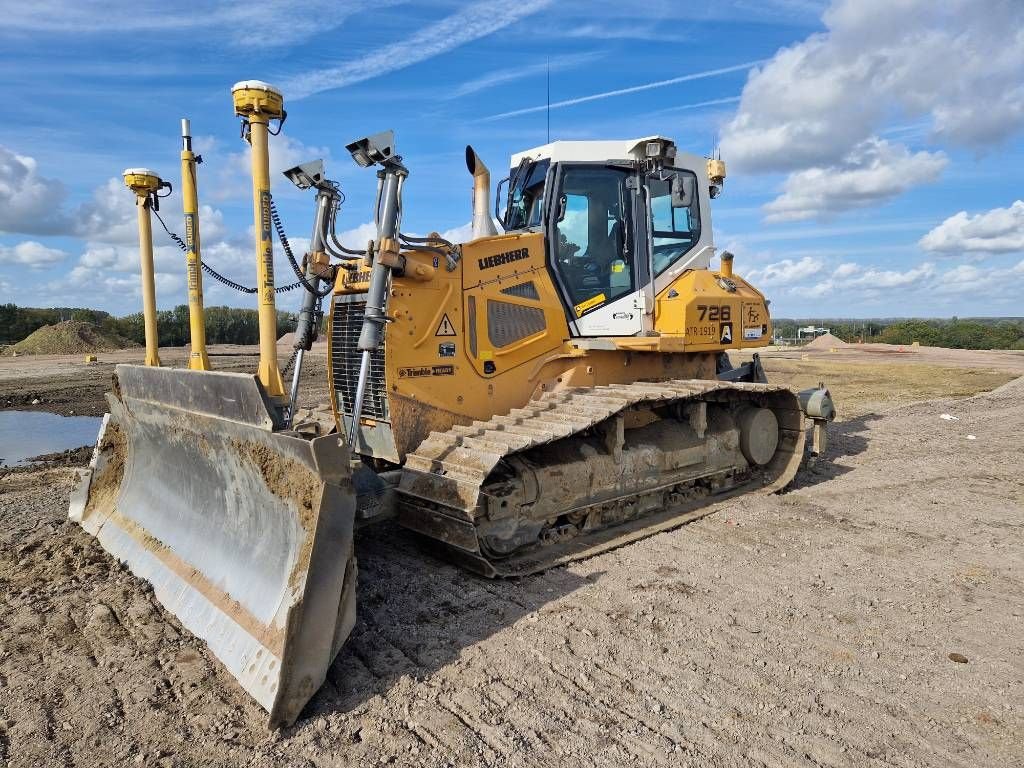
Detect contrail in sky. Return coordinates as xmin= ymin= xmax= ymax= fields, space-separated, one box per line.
xmin=481 ymin=60 xmax=764 ymax=121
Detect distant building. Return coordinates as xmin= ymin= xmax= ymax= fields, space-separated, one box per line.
xmin=798 ymin=325 xmax=831 ymax=339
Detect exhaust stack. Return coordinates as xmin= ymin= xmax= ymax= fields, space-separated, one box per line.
xmin=465 ymin=145 xmax=498 ymax=239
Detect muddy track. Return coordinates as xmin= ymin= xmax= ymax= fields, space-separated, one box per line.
xmin=0 ymin=376 xmax=1022 ymax=766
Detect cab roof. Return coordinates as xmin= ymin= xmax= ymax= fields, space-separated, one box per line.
xmin=510 ymin=136 xmax=705 ymax=171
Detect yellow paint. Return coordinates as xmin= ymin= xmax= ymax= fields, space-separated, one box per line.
xmin=233 ymin=82 xmax=285 ymax=397
xmin=720 ymin=252 xmax=734 ymax=278
xmin=180 ymin=134 xmax=210 ymax=371
xmin=574 ymin=292 xmax=606 ymax=317
xmin=330 ymin=229 xmax=779 ymax=461
xmin=653 ymin=268 xmax=771 ymax=351
xmin=123 ymin=170 xmax=162 ymax=367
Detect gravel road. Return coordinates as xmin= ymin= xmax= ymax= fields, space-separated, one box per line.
xmin=0 ymin=374 xmax=1021 ymax=767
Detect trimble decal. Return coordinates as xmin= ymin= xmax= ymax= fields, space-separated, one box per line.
xmin=398 ymin=365 xmax=455 ymax=378
xmin=478 ymin=247 xmax=529 ymax=271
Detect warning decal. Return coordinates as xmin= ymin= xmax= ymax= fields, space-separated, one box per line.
xmin=435 ymin=313 xmax=457 ymax=337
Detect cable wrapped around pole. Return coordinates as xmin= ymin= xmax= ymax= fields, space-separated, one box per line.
xmin=152 ymin=206 xmax=302 ymax=294
xmin=269 ymin=195 xmax=335 ymax=298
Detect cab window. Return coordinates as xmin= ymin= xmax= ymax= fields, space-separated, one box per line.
xmin=505 ymin=159 xmax=549 ymax=230
xmin=552 ymin=166 xmax=634 ymax=311
xmin=648 ymin=169 xmax=701 ymax=274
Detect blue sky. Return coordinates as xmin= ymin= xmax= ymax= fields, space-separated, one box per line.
xmin=1 ymin=0 xmax=1022 ymax=318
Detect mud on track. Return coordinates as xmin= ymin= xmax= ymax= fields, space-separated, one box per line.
xmin=0 ymin=364 xmax=1022 ymax=766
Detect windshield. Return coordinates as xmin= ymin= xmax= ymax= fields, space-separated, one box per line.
xmin=505 ymin=159 xmax=550 ymax=230
xmin=647 ymin=169 xmax=701 ymax=275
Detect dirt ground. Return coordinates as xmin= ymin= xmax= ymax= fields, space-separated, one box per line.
xmin=0 ymin=343 xmax=330 ymax=416
xmin=0 ymin=346 xmax=1022 ymax=767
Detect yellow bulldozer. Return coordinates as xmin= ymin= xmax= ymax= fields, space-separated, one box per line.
xmin=69 ymin=80 xmax=835 ymax=726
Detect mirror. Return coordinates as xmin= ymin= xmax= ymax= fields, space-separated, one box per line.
xmin=671 ymin=174 xmax=695 ymax=208
xmin=495 ymin=176 xmax=509 ymax=221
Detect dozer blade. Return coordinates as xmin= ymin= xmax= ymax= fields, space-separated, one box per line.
xmin=69 ymin=364 xmax=356 ymax=727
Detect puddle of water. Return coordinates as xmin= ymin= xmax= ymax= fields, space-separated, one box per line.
xmin=0 ymin=411 xmax=102 ymax=467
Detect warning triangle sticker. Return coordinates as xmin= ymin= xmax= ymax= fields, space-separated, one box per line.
xmin=435 ymin=313 xmax=457 ymax=337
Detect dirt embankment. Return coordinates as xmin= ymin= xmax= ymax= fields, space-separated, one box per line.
xmin=804 ymin=332 xmax=849 ymax=350
xmin=0 ymin=366 xmax=1021 ymax=766
xmin=4 ymin=321 xmax=138 ymax=357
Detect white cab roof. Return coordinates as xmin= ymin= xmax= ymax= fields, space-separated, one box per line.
xmin=510 ymin=136 xmax=704 ymax=171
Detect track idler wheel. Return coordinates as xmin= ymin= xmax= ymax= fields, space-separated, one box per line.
xmin=737 ymin=406 xmax=780 ymax=466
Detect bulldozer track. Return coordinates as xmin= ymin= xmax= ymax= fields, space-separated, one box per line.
xmin=398 ymin=380 xmax=806 ymax=576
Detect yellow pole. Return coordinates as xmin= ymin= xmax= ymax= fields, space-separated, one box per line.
xmin=123 ymin=168 xmax=162 ymax=367
xmin=232 ymin=80 xmax=285 ymax=397
xmin=180 ymin=119 xmax=211 ymax=371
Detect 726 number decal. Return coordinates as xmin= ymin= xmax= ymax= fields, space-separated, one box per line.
xmin=697 ymin=304 xmax=731 ymax=322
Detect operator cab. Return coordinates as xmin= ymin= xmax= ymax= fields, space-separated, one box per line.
xmin=501 ymin=137 xmax=717 ymax=337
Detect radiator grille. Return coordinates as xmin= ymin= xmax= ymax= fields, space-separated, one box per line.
xmin=487 ymin=299 xmax=546 ymax=348
xmin=330 ymin=297 xmax=388 ymax=420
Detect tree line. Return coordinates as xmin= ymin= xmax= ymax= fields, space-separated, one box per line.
xmin=5 ymin=303 xmax=1023 ymax=351
xmin=774 ymin=317 xmax=1024 ymax=350
xmin=1 ymin=303 xmax=298 ymax=347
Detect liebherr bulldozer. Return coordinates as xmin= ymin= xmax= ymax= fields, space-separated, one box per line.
xmin=70 ymin=80 xmax=835 ymax=726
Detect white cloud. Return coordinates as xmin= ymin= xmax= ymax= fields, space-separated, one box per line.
xmin=919 ymin=200 xmax=1024 ymax=255
xmin=753 ymin=258 xmax=937 ymax=300
xmin=720 ymin=0 xmax=1024 ymax=174
xmin=332 ymin=221 xmax=378 ymax=252
xmin=217 ymin=134 xmax=332 ymax=202
xmin=933 ymin=264 xmax=987 ymax=295
xmin=0 ymin=240 xmax=67 ymax=268
xmin=745 ymin=256 xmax=824 ymax=286
xmin=845 ymin=262 xmax=935 ymax=289
xmin=0 ymin=145 xmax=70 ymax=235
xmin=763 ymin=139 xmax=947 ymax=222
xmin=440 ymin=222 xmax=474 ymax=244
xmin=562 ymin=23 xmax=662 ymax=40
xmin=73 ymin=177 xmax=141 ymax=244
xmin=282 ymin=0 xmax=554 ymax=99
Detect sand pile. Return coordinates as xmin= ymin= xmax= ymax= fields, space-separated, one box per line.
xmin=805 ymin=331 xmax=850 ymax=350
xmin=6 ymin=321 xmax=138 ymax=355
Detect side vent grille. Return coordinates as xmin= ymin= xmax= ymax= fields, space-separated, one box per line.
xmin=330 ymin=297 xmax=388 ymax=420
xmin=500 ymin=281 xmax=540 ymax=300
xmin=467 ymin=295 xmax=477 ymax=357
xmin=487 ymin=300 xmax=546 ymax=348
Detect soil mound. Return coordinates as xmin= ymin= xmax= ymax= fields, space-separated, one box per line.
xmin=805 ymin=331 xmax=850 ymax=350
xmin=6 ymin=321 xmax=138 ymax=356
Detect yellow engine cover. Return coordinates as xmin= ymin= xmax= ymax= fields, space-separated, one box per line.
xmin=654 ymin=269 xmax=772 ymax=351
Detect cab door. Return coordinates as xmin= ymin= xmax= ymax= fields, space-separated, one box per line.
xmin=548 ymin=164 xmax=645 ymax=337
